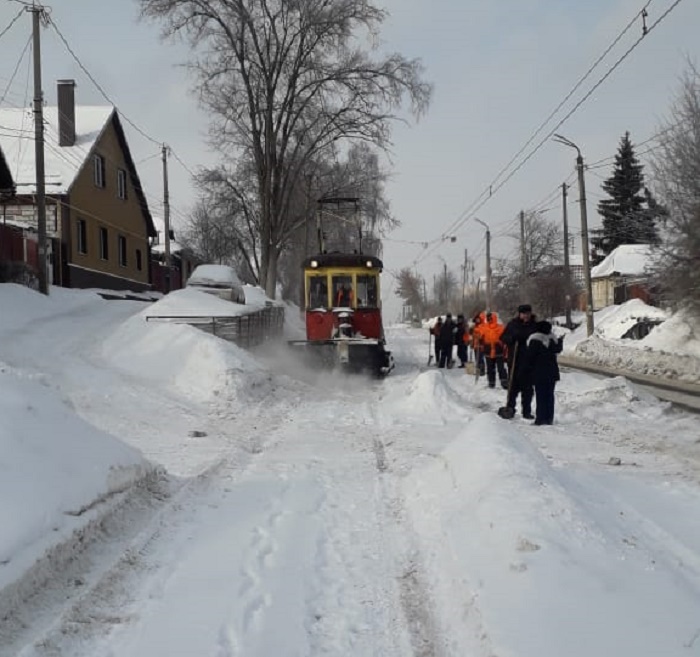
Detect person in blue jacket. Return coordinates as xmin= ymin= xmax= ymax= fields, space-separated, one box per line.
xmin=525 ymin=320 xmax=564 ymax=425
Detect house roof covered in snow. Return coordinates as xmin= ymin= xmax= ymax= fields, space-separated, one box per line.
xmin=590 ymin=244 xmax=654 ymax=279
xmin=0 ymin=106 xmax=114 ymax=195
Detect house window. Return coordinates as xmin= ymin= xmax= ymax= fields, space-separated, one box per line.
xmin=118 ymin=235 xmax=127 ymax=267
xmin=117 ymin=169 xmax=127 ymax=200
xmin=94 ymin=154 xmax=105 ymax=188
xmin=136 ymin=248 xmax=142 ymax=271
xmin=99 ymin=227 xmax=109 ymax=260
xmin=77 ymin=218 xmax=87 ymax=255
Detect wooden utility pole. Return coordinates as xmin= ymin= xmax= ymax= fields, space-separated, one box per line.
xmin=162 ymin=144 xmax=171 ymax=292
xmin=562 ymin=183 xmax=573 ymax=329
xmin=31 ymin=4 xmax=48 ymax=295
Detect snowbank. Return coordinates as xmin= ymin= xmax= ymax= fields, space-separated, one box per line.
xmin=0 ymin=366 xmax=151 ymax=588
xmin=402 ymin=412 xmax=700 ymax=657
xmin=102 ymin=296 xmax=276 ymax=404
xmin=141 ymin=287 xmax=251 ymax=318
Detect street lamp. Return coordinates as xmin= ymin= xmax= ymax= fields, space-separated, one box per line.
xmin=474 ymin=218 xmax=492 ymax=311
xmin=553 ymin=134 xmax=594 ymax=336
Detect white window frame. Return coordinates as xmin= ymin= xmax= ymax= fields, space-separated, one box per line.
xmin=117 ymin=169 xmax=127 ymax=200
xmin=93 ymin=154 xmax=105 ymax=188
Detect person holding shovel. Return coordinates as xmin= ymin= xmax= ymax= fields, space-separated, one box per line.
xmin=501 ymin=304 xmax=538 ymax=419
xmin=525 ymin=320 xmax=564 ymax=425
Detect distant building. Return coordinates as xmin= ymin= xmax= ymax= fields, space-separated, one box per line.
xmin=590 ymin=244 xmax=655 ymax=309
xmin=0 ymin=79 xmax=156 ymax=291
xmin=150 ymin=216 xmax=197 ymax=293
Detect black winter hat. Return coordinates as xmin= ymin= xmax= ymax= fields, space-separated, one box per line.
xmin=517 ymin=304 xmax=532 ymax=313
xmin=536 ymin=320 xmax=552 ymax=333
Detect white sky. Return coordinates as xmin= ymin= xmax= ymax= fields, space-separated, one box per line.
xmin=1 ymin=283 xmax=700 ymax=655
xmin=1 ymin=0 xmax=698 ymax=320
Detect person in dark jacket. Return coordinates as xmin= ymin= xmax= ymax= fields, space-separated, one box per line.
xmin=501 ymin=304 xmax=538 ymax=418
xmin=439 ymin=313 xmax=454 ymax=368
xmin=454 ymin=314 xmax=468 ymax=367
xmin=526 ymin=320 xmax=564 ymax=425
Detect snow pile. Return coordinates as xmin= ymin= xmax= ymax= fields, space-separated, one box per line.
xmin=640 ymin=308 xmax=700 ymax=358
xmin=402 ymin=411 xmax=700 ymax=657
xmin=383 ymin=370 xmax=471 ymax=425
xmin=590 ymin=298 xmax=668 ymax=341
xmin=0 ymin=283 xmax=102 ymax=332
xmin=102 ymin=308 xmax=271 ymax=404
xmin=0 ymin=365 xmax=151 ymax=587
xmin=141 ymin=287 xmax=250 ymax=318
xmin=560 ymin=299 xmax=700 ymax=383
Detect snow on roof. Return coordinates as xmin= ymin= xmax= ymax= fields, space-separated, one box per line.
xmin=151 ymin=216 xmax=185 ymax=255
xmin=590 ymin=244 xmax=654 ymax=279
xmin=187 ymin=264 xmax=242 ymax=288
xmin=0 ymin=105 xmax=114 ymax=195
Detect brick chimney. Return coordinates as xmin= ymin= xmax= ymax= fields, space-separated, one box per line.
xmin=57 ymin=79 xmax=76 ymax=147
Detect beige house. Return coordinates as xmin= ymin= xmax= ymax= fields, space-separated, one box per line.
xmin=0 ymin=80 xmax=156 ymax=291
xmin=590 ymin=244 xmax=654 ymax=309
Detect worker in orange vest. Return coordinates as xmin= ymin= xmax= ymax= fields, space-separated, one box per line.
xmin=477 ymin=311 xmax=508 ymax=389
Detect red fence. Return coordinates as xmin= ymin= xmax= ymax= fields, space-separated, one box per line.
xmin=0 ymin=224 xmax=38 ymax=270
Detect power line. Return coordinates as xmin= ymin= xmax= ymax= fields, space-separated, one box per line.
xmin=412 ymin=0 xmax=686 ymax=269
xmin=0 ymin=8 xmax=25 ymax=41
xmin=47 ymin=15 xmax=161 ymax=147
xmin=0 ymin=35 xmax=32 ymax=107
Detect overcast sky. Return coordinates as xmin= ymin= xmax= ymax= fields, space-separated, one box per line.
xmin=1 ymin=0 xmax=698 ymax=320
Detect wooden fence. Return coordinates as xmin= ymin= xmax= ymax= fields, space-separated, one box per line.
xmin=145 ymin=305 xmax=285 ymax=349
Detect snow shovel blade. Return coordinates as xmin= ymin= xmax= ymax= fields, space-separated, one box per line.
xmin=497 ymin=406 xmax=516 ymax=419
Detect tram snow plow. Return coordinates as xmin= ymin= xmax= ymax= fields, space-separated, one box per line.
xmin=288 ymin=252 xmax=394 ymax=376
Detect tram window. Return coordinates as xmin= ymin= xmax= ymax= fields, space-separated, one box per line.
xmin=356 ymin=275 xmax=378 ymax=308
xmin=332 ymin=275 xmax=353 ymax=307
xmin=308 ymin=276 xmax=328 ymax=308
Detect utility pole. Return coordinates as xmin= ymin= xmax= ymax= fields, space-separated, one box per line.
xmin=553 ymin=134 xmax=594 ymax=336
xmin=162 ymin=144 xmax=171 ymax=293
xmin=461 ymin=248 xmax=467 ymax=313
xmin=475 ymin=218 xmax=492 ymax=311
xmin=31 ymin=4 xmax=48 ymax=295
xmin=562 ymin=183 xmax=572 ymax=329
xmin=443 ymin=260 xmax=448 ymax=307
xmin=519 ymin=209 xmax=526 ymax=278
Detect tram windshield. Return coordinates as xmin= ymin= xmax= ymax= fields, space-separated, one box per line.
xmin=308 ymin=275 xmax=328 ymax=309
xmin=356 ymin=274 xmax=378 ymax=308
xmin=332 ymin=275 xmax=354 ymax=307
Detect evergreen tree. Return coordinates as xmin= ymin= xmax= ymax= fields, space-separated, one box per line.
xmin=591 ymin=132 xmax=660 ymax=261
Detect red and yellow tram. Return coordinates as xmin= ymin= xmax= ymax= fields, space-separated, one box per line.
xmin=288 ymin=252 xmax=394 ymax=375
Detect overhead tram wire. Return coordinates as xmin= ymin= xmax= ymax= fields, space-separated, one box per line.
xmin=412 ymin=0 xmax=686 ymax=269
xmin=410 ymin=1 xmax=656 ymax=268
xmin=0 ymin=8 xmax=25 ymax=42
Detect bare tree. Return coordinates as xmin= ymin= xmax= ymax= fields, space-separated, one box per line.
xmin=140 ymin=0 xmax=432 ymax=297
xmin=394 ymin=267 xmax=424 ymax=318
xmin=651 ymin=64 xmax=700 ymax=316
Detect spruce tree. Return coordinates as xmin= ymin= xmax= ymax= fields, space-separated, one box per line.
xmin=591 ymin=132 xmax=659 ymax=261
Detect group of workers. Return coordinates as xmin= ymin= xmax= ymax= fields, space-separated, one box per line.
xmin=429 ymin=304 xmax=564 ymax=425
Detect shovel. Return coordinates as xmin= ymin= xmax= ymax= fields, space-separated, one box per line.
xmin=497 ymin=343 xmax=518 ymax=419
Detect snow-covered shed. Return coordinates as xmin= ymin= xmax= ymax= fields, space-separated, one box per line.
xmin=590 ymin=244 xmax=654 ymax=310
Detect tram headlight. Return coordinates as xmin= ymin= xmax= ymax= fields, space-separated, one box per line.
xmin=310 ymin=260 xmax=319 ymax=268
xmin=366 ymin=260 xmax=373 ymax=268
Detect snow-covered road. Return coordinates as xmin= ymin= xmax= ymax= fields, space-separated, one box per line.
xmin=2 ymin=289 xmax=700 ymax=657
